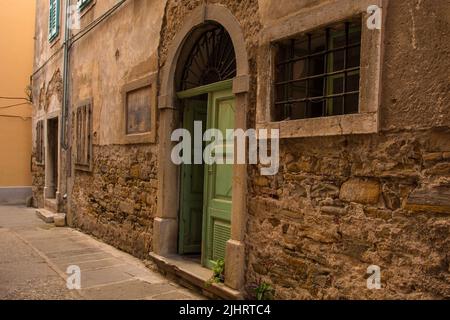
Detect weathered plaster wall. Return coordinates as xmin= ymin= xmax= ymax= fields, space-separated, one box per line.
xmin=31 ymin=0 xmax=66 ymax=207
xmin=70 ymin=0 xmax=164 ymax=146
xmin=379 ymin=0 xmax=450 ymax=130
xmin=246 ymin=0 xmax=450 ymax=299
xmin=68 ymin=0 xmax=166 ymax=257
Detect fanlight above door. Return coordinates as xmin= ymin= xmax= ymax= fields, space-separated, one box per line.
xmin=180 ymin=25 xmax=237 ymax=91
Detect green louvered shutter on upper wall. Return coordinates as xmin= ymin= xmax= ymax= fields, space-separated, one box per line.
xmin=48 ymin=0 xmax=60 ymax=42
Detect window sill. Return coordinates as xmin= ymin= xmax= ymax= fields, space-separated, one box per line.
xmin=75 ymin=164 xmax=93 ymax=173
xmin=79 ymin=0 xmax=96 ymax=18
xmin=49 ymin=33 xmax=61 ymax=48
xmin=257 ymin=112 xmax=378 ymax=138
xmin=121 ymin=132 xmax=156 ymax=145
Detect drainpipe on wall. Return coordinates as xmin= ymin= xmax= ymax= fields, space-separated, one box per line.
xmin=61 ymin=0 xmax=71 ymax=151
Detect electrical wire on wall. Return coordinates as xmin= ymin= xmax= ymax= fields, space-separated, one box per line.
xmin=0 ymin=95 xmax=32 ymax=119
xmin=0 ymin=114 xmax=32 ymax=121
xmin=0 ymin=96 xmax=30 ymax=101
xmin=0 ymin=102 xmax=32 ymax=109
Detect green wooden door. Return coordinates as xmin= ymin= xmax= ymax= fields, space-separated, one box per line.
xmin=179 ymin=99 xmax=207 ymax=254
xmin=203 ymin=89 xmax=235 ymax=268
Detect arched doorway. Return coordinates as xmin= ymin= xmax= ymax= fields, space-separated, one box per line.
xmin=176 ymin=24 xmax=237 ymax=268
xmin=154 ymin=3 xmax=250 ymax=291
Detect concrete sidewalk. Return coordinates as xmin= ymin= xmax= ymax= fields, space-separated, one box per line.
xmin=0 ymin=205 xmax=204 ymax=300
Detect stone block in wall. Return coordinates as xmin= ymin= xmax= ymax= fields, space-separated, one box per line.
xmin=254 ymin=176 xmax=269 ymax=187
xmin=405 ymin=186 xmax=450 ymax=214
xmin=339 ymin=178 xmax=381 ymax=205
xmin=119 ymin=200 xmax=134 ymax=215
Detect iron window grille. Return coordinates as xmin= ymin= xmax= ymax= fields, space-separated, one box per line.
xmin=274 ymin=17 xmax=362 ymax=121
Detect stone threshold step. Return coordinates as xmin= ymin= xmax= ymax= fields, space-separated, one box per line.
xmin=36 ymin=209 xmax=66 ymax=227
xmin=149 ymin=252 xmax=243 ymax=300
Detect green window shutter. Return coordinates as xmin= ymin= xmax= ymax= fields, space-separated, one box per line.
xmin=48 ymin=0 xmax=60 ymax=42
xmin=77 ymin=0 xmax=92 ymax=11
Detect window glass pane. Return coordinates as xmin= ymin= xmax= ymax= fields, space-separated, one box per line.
xmin=290 ymin=102 xmax=308 ymax=120
xmin=308 ymin=77 xmax=324 ymax=98
xmin=276 ymin=63 xmax=289 ymax=82
xmin=330 ymin=75 xmax=344 ymax=94
xmin=310 ymin=100 xmax=324 ymax=118
xmin=292 ymin=59 xmax=308 ymax=80
xmin=348 ymin=25 xmax=362 ymax=45
xmin=275 ymin=103 xmax=290 ymax=121
xmin=309 ymin=55 xmax=324 ymax=76
xmin=347 ymin=45 xmax=361 ymax=68
xmin=347 ymin=72 xmax=360 ymax=92
xmin=329 ymin=49 xmax=345 ymax=72
xmin=292 ymin=81 xmax=307 ymax=100
xmin=276 ymin=40 xmax=291 ymax=63
xmin=330 ymin=31 xmax=346 ymax=48
xmin=294 ymin=38 xmax=309 ymax=58
xmin=310 ymin=32 xmax=326 ymax=53
xmin=330 ymin=97 xmax=344 ymax=116
xmin=344 ymin=93 xmax=359 ymax=114
xmin=275 ymin=83 xmax=290 ymax=102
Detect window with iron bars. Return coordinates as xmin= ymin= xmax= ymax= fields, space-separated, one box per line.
xmin=274 ymin=18 xmax=362 ymax=121
xmin=75 ymin=101 xmax=93 ymax=171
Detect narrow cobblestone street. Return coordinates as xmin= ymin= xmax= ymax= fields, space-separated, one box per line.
xmin=0 ymin=205 xmax=204 ymax=300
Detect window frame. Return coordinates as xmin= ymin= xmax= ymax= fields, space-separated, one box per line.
xmin=120 ymin=74 xmax=158 ymax=144
xmin=48 ymin=0 xmax=60 ymax=43
xmin=77 ymin=0 xmax=93 ymax=11
xmin=74 ymin=99 xmax=93 ymax=172
xmin=273 ymin=21 xmax=362 ymax=120
xmin=36 ymin=120 xmax=45 ymax=166
xmin=256 ymin=0 xmax=388 ymax=138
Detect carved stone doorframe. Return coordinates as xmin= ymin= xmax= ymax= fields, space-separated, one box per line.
xmin=154 ymin=3 xmax=250 ymax=291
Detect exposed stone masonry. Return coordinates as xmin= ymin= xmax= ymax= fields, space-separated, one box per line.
xmin=246 ymin=128 xmax=450 ymax=299
xmin=71 ymin=145 xmax=158 ymax=259
xmin=31 ymin=157 xmax=45 ymax=208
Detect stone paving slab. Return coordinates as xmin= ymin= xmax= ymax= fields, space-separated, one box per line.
xmin=150 ymin=291 xmax=194 ymax=300
xmin=80 ymin=266 xmax=134 ymax=288
xmin=80 ymin=281 xmax=178 ymax=300
xmin=61 ymin=257 xmax=125 ymax=272
xmin=0 ymin=205 xmax=204 ymax=300
xmin=51 ymin=252 xmax=112 ymax=265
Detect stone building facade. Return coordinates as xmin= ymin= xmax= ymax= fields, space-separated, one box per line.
xmin=32 ymin=0 xmax=450 ymax=299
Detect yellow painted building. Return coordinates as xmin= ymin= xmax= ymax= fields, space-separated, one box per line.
xmin=0 ymin=0 xmax=35 ymax=204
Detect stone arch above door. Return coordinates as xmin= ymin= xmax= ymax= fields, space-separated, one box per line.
xmin=154 ymin=3 xmax=250 ymax=292
xmin=158 ymin=3 xmax=250 ymax=110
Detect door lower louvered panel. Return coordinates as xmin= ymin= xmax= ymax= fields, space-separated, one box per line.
xmin=212 ymin=221 xmax=231 ymax=261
